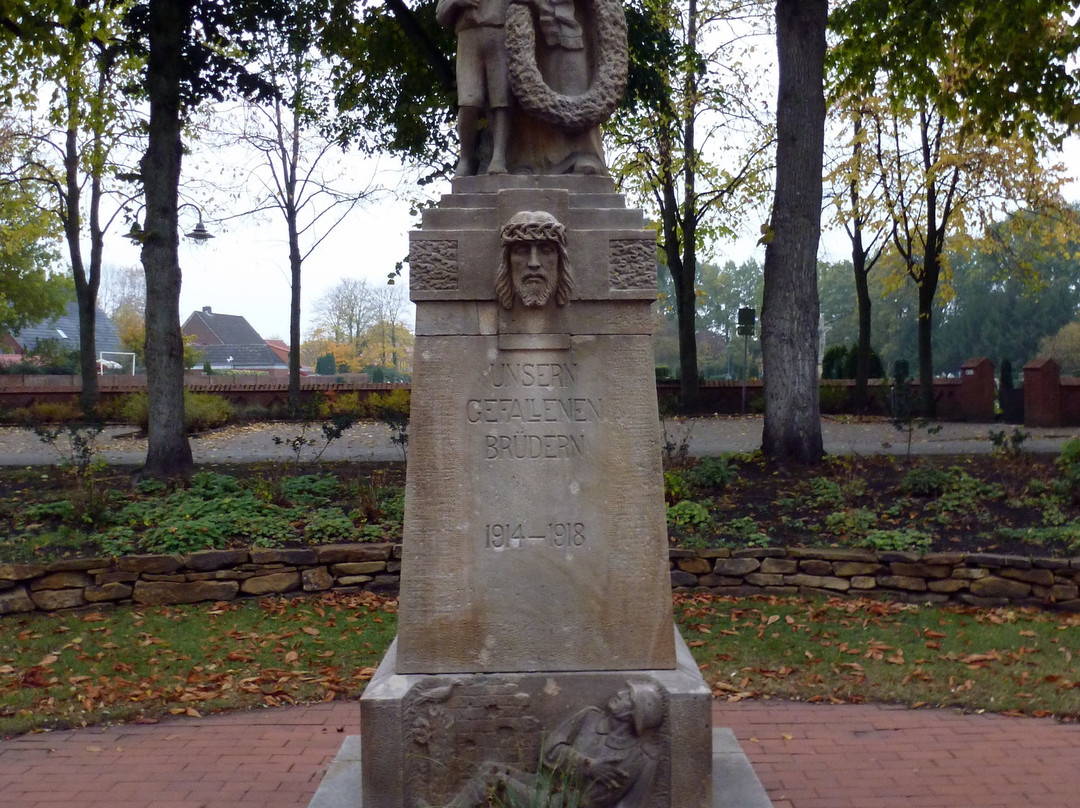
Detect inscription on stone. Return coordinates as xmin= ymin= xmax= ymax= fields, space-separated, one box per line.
xmin=485 ymin=521 xmax=587 ymax=550
xmin=471 ymin=360 xmax=599 ymax=460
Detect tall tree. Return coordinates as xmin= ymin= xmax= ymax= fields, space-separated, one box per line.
xmin=214 ymin=3 xmax=376 ymax=411
xmin=127 ymin=0 xmax=287 ymax=476
xmin=0 ymin=0 xmax=142 ymax=413
xmin=0 ymin=115 xmax=71 ymax=333
xmin=830 ymin=0 xmax=1080 ymax=414
xmin=826 ymin=104 xmax=886 ymax=411
xmin=759 ymin=0 xmax=827 ymax=464
xmin=610 ymin=0 xmax=773 ymax=408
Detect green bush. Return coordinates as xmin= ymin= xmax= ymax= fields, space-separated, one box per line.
xmin=122 ymin=391 xmax=234 ymax=433
xmin=818 ymin=385 xmax=849 ymax=414
xmin=900 ymin=465 xmax=952 ymax=497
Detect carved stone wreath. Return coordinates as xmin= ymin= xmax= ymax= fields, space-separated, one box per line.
xmin=505 ymin=0 xmax=628 ymax=132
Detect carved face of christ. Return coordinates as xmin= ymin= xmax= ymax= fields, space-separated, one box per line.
xmin=509 ymin=240 xmax=560 ymax=307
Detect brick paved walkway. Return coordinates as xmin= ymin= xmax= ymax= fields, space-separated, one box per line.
xmin=2 ymin=700 xmax=1078 ymax=807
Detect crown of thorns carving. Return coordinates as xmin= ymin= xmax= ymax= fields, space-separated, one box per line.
xmin=500 ymin=211 xmax=566 ymax=245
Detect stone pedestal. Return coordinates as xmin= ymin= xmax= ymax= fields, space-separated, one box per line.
xmin=361 ymin=631 xmax=712 ymax=808
xmin=357 ymin=175 xmax=717 ymax=807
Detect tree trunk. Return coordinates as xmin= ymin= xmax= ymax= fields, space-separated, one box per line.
xmin=852 ymin=229 xmax=872 ymax=412
xmin=62 ymin=120 xmax=101 ymax=416
xmin=288 ymin=209 xmax=302 ymax=412
xmin=140 ymin=0 xmax=193 ymax=477
xmin=917 ymin=252 xmax=939 ymax=416
xmin=760 ymin=0 xmax=826 ymax=464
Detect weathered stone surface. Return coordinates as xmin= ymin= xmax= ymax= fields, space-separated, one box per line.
xmin=0 ymin=563 xmax=46 ymax=581
xmin=365 ymin=575 xmax=399 ymax=593
xmin=249 ymin=547 xmax=318 ymax=565
xmin=303 ymin=567 xmax=334 ymax=592
xmin=1000 ymin=567 xmax=1055 ymax=586
xmin=744 ymin=573 xmax=785 ymax=587
xmin=697 ymin=574 xmax=744 ymax=588
xmin=928 ymin=578 xmax=968 ymax=594
xmin=833 ymin=562 xmax=883 ymax=577
xmin=45 ymin=558 xmax=109 ymax=572
xmin=317 ymin=544 xmax=393 ymax=564
xmin=698 ymin=548 xmax=731 ymax=559
xmin=760 ymin=558 xmax=798 ymax=575
xmin=133 ymin=580 xmax=239 ymax=605
xmin=785 ymin=574 xmax=850 ymax=591
xmin=788 ymin=547 xmax=876 ymax=562
xmin=183 ymin=549 xmax=249 ymax=571
xmin=731 ymin=547 xmax=786 ymax=559
xmin=798 ymin=560 xmax=833 ymax=576
xmin=241 ymin=572 xmax=301 ymax=595
xmin=876 ymin=575 xmax=928 ymax=592
xmin=850 ymin=576 xmax=877 ymax=590
xmin=668 ymin=549 xmax=697 ymax=559
xmin=1052 ymin=583 xmax=1080 ymax=601
xmin=30 ymin=571 xmax=92 ymax=591
xmin=331 ymin=562 xmax=388 ymax=576
xmin=118 ymin=554 xmax=183 ymax=574
xmin=0 ymin=586 xmax=34 ymax=614
xmin=1032 ymin=558 xmax=1071 ymax=570
xmin=676 ymin=557 xmax=712 ymax=575
xmin=142 ymin=574 xmax=187 ymax=583
xmin=966 ymin=553 xmax=1030 ymax=569
xmin=713 ymin=558 xmax=761 ymax=577
xmin=890 ymin=562 xmax=952 ymax=579
xmin=338 ymin=574 xmax=375 ymax=587
xmin=84 ymin=582 xmax=134 ymax=602
xmin=877 ymin=551 xmax=922 ymax=563
xmin=921 ymin=553 xmax=966 ymax=565
xmin=95 ymin=570 xmax=138 ymax=585
xmin=30 ymin=588 xmax=85 ymax=611
xmin=669 ymin=571 xmax=699 ymax=588
xmin=952 ymin=567 xmax=990 ymax=580
xmin=970 ymin=577 xmax=1031 ymax=599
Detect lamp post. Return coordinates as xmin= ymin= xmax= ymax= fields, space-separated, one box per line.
xmin=737 ymin=307 xmax=756 ymax=413
xmin=123 ymin=202 xmax=214 ymax=243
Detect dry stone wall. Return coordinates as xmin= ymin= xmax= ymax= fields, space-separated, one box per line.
xmin=2 ymin=543 xmax=1080 ymax=615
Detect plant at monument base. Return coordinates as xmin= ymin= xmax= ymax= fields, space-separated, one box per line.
xmin=31 ymin=421 xmax=113 ymax=527
xmin=689 ymin=455 xmax=737 ymax=489
xmin=988 ymin=427 xmax=1030 ymax=457
xmin=666 ymin=499 xmax=711 ymax=532
xmin=856 ymin=528 xmax=932 ymax=554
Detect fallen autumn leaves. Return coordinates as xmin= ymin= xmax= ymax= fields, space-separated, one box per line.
xmin=0 ymin=591 xmax=396 ymax=736
xmin=675 ymin=593 xmax=1080 ymax=720
xmin=2 ymin=591 xmax=1078 ymax=738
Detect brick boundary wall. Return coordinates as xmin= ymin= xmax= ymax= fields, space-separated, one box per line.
xmin=2 ymin=543 xmax=1079 ymax=615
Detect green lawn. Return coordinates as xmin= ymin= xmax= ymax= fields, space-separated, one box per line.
xmin=2 ymin=592 xmax=1077 ymax=738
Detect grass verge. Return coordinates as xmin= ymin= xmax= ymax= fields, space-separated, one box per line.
xmin=0 ymin=591 xmax=396 ymax=737
xmin=2 ymin=592 xmax=1077 ymax=738
xmin=677 ymin=593 xmax=1080 ymax=719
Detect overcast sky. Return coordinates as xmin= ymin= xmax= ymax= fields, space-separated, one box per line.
xmin=99 ymin=132 xmax=1080 ymax=344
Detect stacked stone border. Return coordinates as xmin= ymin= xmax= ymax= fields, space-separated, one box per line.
xmin=3 ymin=543 xmax=1080 ymax=615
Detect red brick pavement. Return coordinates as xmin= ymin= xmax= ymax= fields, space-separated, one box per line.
xmin=1 ymin=700 xmax=1079 ymax=807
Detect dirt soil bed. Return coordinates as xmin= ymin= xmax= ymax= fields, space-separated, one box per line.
xmin=665 ymin=451 xmax=1080 ymax=559
xmin=2 ymin=451 xmax=1080 ymax=564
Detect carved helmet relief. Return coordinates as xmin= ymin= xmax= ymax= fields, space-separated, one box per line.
xmin=496 ymin=211 xmax=574 ymax=309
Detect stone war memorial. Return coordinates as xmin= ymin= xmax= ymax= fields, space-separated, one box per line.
xmin=312 ymin=0 xmax=772 ymax=805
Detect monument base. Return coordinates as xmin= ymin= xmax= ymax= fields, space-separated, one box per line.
xmin=341 ymin=629 xmax=741 ymax=808
xmin=310 ymin=731 xmax=773 ymax=808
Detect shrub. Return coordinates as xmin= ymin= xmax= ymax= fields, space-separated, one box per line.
xmin=26 ymin=400 xmax=83 ymax=423
xmin=900 ymin=465 xmax=952 ymax=497
xmin=122 ymin=391 xmax=234 ymax=432
xmin=818 ymin=385 xmax=849 ymax=414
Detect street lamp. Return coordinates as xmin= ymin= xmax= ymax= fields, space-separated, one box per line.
xmin=122 ymin=202 xmax=215 ymax=243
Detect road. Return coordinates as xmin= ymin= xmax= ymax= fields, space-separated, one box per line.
xmin=2 ymin=416 xmax=1079 ymax=466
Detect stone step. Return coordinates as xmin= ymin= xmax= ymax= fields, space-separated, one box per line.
xmin=307 ymin=728 xmax=774 ymax=808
